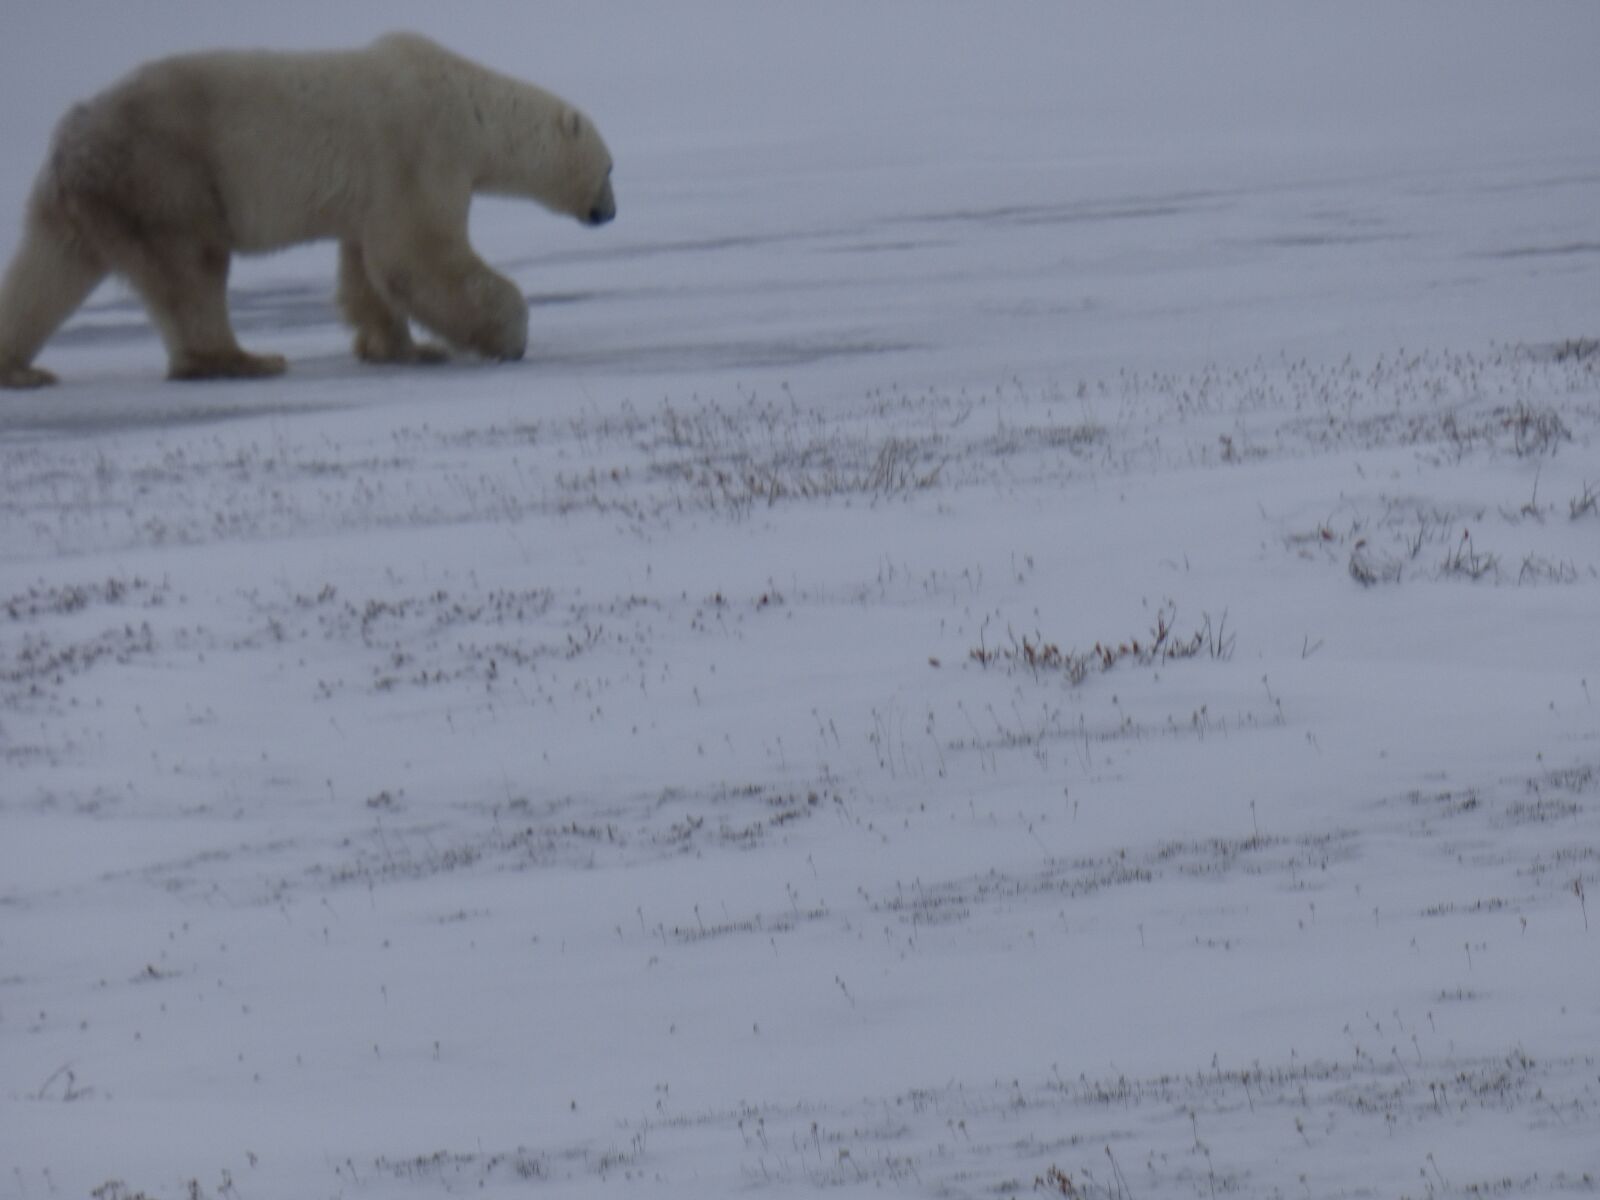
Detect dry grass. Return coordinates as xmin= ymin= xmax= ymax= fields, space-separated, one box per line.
xmin=970 ymin=603 xmax=1233 ymax=684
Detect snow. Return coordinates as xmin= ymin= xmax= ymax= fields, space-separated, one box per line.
xmin=3 ymin=3 xmax=1599 ymax=1197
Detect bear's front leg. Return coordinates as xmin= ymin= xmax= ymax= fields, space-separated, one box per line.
xmin=365 ymin=232 xmax=528 ymax=362
xmin=337 ymin=241 xmax=448 ymax=365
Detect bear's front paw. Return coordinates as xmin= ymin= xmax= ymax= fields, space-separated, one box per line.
xmin=354 ymin=328 xmax=450 ymax=366
xmin=467 ymin=275 xmax=528 ymax=361
xmin=485 ymin=337 xmax=526 ymax=363
xmin=468 ymin=320 xmax=527 ymax=362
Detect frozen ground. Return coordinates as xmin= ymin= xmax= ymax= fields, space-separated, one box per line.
xmin=3 ymin=4 xmax=1599 ymax=1198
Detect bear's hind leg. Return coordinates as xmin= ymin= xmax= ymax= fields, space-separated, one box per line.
xmin=338 ymin=241 xmax=447 ymax=365
xmin=0 ymin=204 xmax=107 ymax=389
xmin=121 ymin=239 xmax=285 ymax=382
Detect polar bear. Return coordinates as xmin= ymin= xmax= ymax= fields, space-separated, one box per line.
xmin=0 ymin=33 xmax=614 ymax=388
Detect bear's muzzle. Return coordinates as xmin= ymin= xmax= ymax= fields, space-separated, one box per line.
xmin=586 ymin=178 xmax=616 ymax=226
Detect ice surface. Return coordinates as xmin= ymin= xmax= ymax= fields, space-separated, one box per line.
xmin=3 ymin=4 xmax=1599 ymax=1198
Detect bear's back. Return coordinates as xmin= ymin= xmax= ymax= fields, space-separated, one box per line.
xmin=60 ymin=41 xmax=479 ymax=252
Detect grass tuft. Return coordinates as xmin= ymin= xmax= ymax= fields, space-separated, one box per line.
xmin=1439 ymin=529 xmax=1500 ymax=582
xmin=970 ymin=604 xmax=1232 ymax=684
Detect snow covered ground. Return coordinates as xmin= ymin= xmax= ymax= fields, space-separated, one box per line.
xmin=3 ymin=4 xmax=1599 ymax=1197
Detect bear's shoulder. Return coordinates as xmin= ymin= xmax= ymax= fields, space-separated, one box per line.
xmin=367 ymin=32 xmax=468 ymax=71
xmin=369 ymin=31 xmax=443 ymax=55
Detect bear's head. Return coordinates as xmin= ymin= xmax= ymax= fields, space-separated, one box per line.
xmin=556 ymin=106 xmax=615 ymax=227
xmin=449 ymin=50 xmax=616 ymax=227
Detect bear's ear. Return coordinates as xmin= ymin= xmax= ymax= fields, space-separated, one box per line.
xmin=561 ymin=108 xmax=584 ymax=139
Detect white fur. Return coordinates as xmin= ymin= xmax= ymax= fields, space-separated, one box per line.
xmin=0 ymin=33 xmax=614 ymax=387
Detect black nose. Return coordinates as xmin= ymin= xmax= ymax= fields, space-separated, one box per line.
xmin=587 ymin=180 xmax=616 ymax=226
